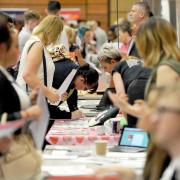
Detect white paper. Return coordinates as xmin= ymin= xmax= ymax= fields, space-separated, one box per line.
xmin=85 ymin=56 xmax=102 ymax=74
xmin=51 ymin=69 xmax=77 ymax=106
xmin=42 ymin=164 xmax=94 ymax=176
xmin=30 ymin=89 xmax=50 ymax=149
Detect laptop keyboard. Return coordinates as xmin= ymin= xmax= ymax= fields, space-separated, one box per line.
xmin=109 ymin=146 xmax=146 ymax=152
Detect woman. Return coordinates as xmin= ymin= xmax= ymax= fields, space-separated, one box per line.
xmin=118 ymin=20 xmax=133 ymax=57
xmin=48 ymin=44 xmax=99 ymax=119
xmin=16 ymin=15 xmax=64 ymax=104
xmin=0 ymin=21 xmax=41 ymax=121
xmin=0 ymin=19 xmax=41 ymax=179
xmin=149 ymin=84 xmax=180 ymax=180
xmin=108 ymin=17 xmax=180 ymax=180
xmin=98 ymin=43 xmax=151 ymax=126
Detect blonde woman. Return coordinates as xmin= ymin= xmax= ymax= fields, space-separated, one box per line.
xmin=97 ymin=43 xmax=151 ymax=126
xmin=16 ymin=15 xmax=64 ymax=104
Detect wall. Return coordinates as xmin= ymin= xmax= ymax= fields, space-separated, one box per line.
xmin=110 ymin=0 xmax=137 ymax=24
xmin=0 ymin=0 xmax=109 ymax=31
xmin=0 ymin=0 xmax=149 ymax=31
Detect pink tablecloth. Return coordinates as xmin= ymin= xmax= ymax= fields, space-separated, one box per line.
xmin=46 ymin=120 xmax=120 ymax=146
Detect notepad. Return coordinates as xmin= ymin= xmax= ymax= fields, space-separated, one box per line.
xmin=51 ymin=69 xmax=77 ymax=106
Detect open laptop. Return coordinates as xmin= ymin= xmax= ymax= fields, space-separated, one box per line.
xmin=109 ymin=126 xmax=149 ymax=152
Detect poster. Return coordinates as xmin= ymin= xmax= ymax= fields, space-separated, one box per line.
xmin=59 ymin=8 xmax=80 ymax=21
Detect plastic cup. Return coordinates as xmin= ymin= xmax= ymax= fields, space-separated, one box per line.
xmin=95 ymin=140 xmax=107 ymax=156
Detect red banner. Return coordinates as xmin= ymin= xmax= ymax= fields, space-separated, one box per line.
xmin=59 ymin=8 xmax=80 ymax=21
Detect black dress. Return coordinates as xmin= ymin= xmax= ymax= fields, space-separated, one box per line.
xmin=112 ymin=60 xmax=151 ymax=126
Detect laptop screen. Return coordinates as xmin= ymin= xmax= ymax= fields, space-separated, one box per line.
xmin=119 ymin=127 xmax=149 ymax=148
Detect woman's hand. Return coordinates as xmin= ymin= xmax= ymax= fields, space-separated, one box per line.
xmin=21 ymin=105 xmax=42 ymax=120
xmin=108 ymin=91 xmax=145 ymax=118
xmin=45 ymin=87 xmax=60 ymax=104
xmin=71 ymin=110 xmax=84 ymax=119
xmin=108 ymin=91 xmax=129 ymax=111
xmin=61 ymin=92 xmax=68 ymax=102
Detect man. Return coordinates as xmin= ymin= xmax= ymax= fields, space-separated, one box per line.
xmin=129 ymin=1 xmax=151 ymax=35
xmin=46 ymin=0 xmax=69 ymax=50
xmin=127 ymin=1 xmax=151 ymax=58
xmin=18 ymin=10 xmax=40 ymax=53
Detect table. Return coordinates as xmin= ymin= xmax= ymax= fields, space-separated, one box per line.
xmin=42 ymin=145 xmax=146 ymax=177
xmin=78 ymin=99 xmax=101 ymax=117
xmin=78 ymin=93 xmax=102 ymax=100
xmin=45 ymin=120 xmax=120 ymax=146
xmin=47 ymin=176 xmax=119 ymax=180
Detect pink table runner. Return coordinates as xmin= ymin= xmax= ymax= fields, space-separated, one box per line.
xmin=46 ymin=120 xmax=120 ymax=145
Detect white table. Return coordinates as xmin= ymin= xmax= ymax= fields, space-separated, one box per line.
xmin=42 ymin=145 xmax=146 ymax=177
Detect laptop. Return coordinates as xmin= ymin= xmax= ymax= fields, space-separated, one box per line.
xmin=109 ymin=126 xmax=149 ymax=152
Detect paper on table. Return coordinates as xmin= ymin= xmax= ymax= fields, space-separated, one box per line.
xmin=51 ymin=69 xmax=77 ymax=106
xmin=0 ymin=119 xmax=24 ymax=138
xmin=30 ymin=89 xmax=50 ymax=150
xmin=85 ymin=58 xmax=102 ymax=75
xmin=42 ymin=165 xmax=94 ymax=176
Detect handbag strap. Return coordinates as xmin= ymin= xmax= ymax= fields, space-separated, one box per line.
xmin=42 ymin=50 xmax=47 ymax=86
xmin=25 ymin=41 xmax=39 ymax=92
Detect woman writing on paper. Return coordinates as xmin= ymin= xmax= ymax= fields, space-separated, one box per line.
xmin=48 ymin=44 xmax=99 ymax=119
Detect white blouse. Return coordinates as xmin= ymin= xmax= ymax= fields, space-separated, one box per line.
xmin=16 ymin=36 xmax=55 ymax=92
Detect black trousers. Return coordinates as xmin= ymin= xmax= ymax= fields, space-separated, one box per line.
xmin=126 ymin=79 xmax=147 ymax=126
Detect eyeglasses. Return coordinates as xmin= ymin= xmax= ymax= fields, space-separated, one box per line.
xmin=155 ymin=106 xmax=180 ymax=116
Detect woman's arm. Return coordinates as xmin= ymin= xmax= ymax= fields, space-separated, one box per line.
xmin=113 ymin=72 xmax=126 ymax=94
xmin=108 ymin=91 xmax=145 ymax=118
xmin=22 ymin=42 xmax=59 ymax=103
xmin=0 ymin=105 xmax=41 ymax=121
xmin=23 ymin=42 xmax=44 ymax=90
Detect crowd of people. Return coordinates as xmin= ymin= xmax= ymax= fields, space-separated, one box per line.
xmin=0 ymin=0 xmax=179 ymax=180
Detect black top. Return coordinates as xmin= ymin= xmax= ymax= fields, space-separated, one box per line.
xmin=128 ymin=41 xmax=140 ymax=58
xmin=0 ymin=71 xmax=21 ymax=121
xmin=53 ymin=58 xmax=78 ymax=113
xmin=112 ymin=60 xmax=151 ymax=91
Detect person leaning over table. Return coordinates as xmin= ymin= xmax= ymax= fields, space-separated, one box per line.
xmin=97 ymin=43 xmax=151 ymax=126
xmin=98 ymin=17 xmax=180 ymax=180
xmin=47 ymin=43 xmax=99 ymax=120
